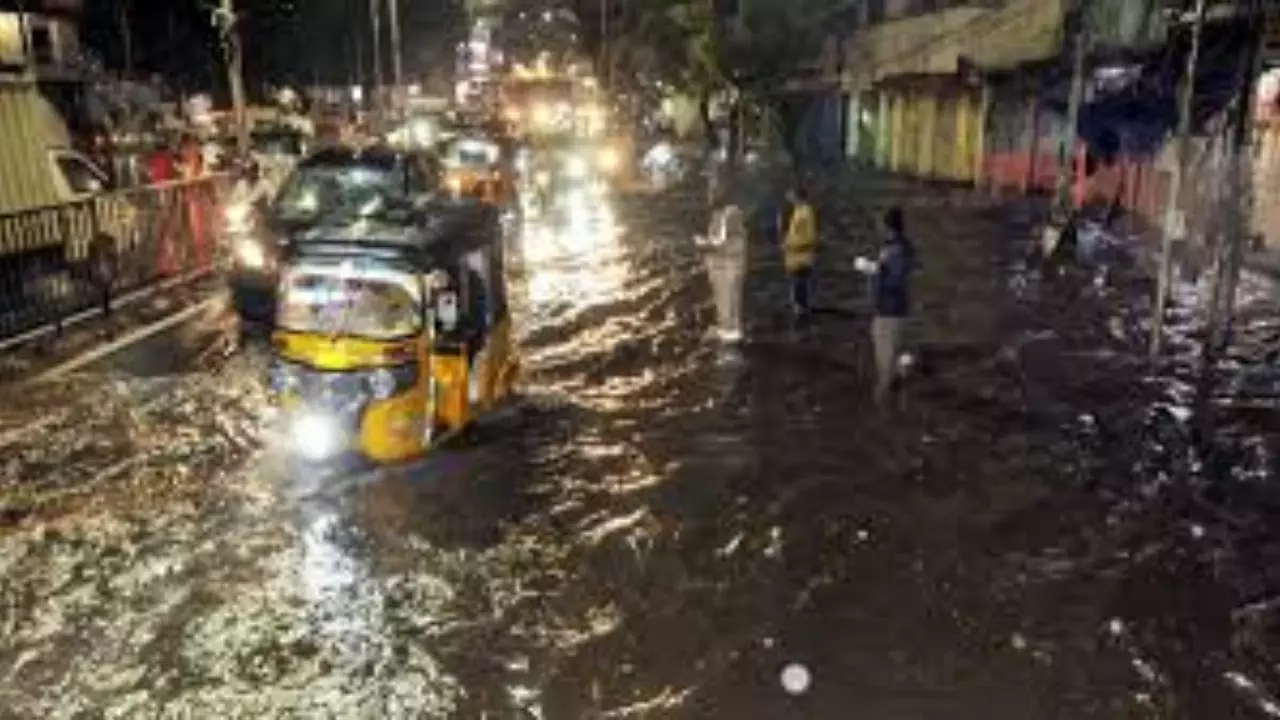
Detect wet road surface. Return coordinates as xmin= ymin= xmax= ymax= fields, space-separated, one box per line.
xmin=2 ymin=167 xmax=1279 ymax=718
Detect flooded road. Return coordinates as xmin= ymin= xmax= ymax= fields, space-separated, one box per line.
xmin=2 ymin=168 xmax=1279 ymax=718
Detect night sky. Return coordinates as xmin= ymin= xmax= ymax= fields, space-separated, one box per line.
xmin=79 ymin=0 xmax=465 ymax=98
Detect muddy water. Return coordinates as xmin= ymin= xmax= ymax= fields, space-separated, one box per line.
xmin=0 ymin=171 xmax=1278 ymax=718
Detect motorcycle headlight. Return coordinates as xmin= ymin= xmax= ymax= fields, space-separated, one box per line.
xmin=235 ymin=239 xmax=267 ymax=269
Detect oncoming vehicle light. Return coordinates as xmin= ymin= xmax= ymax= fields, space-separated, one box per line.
xmin=235 ymin=239 xmax=267 ymax=269
xmin=224 ymin=202 xmax=251 ymax=228
xmin=598 ymin=146 xmax=620 ymax=171
xmin=291 ymin=412 xmax=343 ymax=461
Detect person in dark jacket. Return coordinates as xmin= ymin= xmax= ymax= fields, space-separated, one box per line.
xmin=855 ymin=207 xmax=916 ymax=406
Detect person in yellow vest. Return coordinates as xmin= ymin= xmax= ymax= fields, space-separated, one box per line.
xmin=782 ymin=186 xmax=818 ymax=318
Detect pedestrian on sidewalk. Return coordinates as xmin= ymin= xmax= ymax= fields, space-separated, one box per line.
xmin=782 ymin=185 xmax=818 ymax=320
xmin=855 ymin=207 xmax=917 ymax=406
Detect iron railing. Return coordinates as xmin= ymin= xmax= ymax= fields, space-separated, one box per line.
xmin=0 ymin=174 xmax=231 ymax=342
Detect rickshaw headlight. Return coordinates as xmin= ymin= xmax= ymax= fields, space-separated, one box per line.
xmin=291 ymin=412 xmax=342 ymax=461
xmin=369 ymin=368 xmax=397 ymax=399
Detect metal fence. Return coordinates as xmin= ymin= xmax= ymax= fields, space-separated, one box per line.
xmin=0 ymin=174 xmax=232 ymax=343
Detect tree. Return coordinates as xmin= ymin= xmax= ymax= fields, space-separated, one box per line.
xmin=607 ymin=0 xmax=844 ymax=156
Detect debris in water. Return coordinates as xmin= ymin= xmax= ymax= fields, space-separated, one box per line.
xmin=780 ymin=663 xmax=811 ymax=695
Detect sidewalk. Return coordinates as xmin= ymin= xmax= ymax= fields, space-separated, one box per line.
xmin=0 ymin=276 xmax=227 ymax=385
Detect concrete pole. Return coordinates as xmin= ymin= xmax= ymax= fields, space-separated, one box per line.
xmin=388 ymin=0 xmax=403 ymax=108
xmin=1151 ymin=0 xmax=1207 ymax=360
xmin=1207 ymin=6 xmax=1263 ymax=357
xmin=217 ymin=0 xmax=249 ymax=156
xmin=1053 ymin=0 xmax=1088 ymax=217
xmin=370 ymin=0 xmax=383 ymax=121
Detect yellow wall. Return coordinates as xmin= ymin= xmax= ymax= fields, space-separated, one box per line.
xmin=875 ymin=86 xmax=983 ymax=184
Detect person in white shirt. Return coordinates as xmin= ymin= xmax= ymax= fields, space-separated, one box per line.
xmin=230 ymin=159 xmax=273 ymax=210
xmin=697 ymin=186 xmax=748 ymax=344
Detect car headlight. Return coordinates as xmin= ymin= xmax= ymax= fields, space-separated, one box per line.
xmin=235 ymin=239 xmax=267 ymax=269
xmin=291 ymin=412 xmax=343 ymax=461
xmin=447 ymin=176 xmax=463 ymax=195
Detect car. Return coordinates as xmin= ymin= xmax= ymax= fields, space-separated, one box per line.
xmin=227 ymin=144 xmax=444 ymax=328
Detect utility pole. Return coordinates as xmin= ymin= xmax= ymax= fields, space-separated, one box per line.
xmin=600 ymin=0 xmax=610 ymax=91
xmin=370 ymin=0 xmax=383 ymax=122
xmin=215 ymin=0 xmax=249 ymax=155
xmin=1151 ymin=0 xmax=1208 ymax=360
xmin=1053 ymin=0 xmax=1089 ymax=216
xmin=116 ymin=0 xmax=134 ymax=76
xmin=388 ymin=0 xmax=403 ymax=112
xmin=1203 ymin=2 xmax=1263 ymax=367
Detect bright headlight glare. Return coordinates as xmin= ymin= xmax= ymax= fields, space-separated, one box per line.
xmin=225 ymin=203 xmax=250 ymax=225
xmin=291 ymin=412 xmax=342 ymax=461
xmin=566 ymin=156 xmax=587 ymax=177
xmin=599 ymin=147 xmax=619 ymax=169
xmin=236 ymin=240 xmax=266 ymax=269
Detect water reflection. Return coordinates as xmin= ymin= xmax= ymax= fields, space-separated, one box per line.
xmin=519 ymin=185 xmax=626 ymax=312
xmin=293 ymin=494 xmax=386 ymax=664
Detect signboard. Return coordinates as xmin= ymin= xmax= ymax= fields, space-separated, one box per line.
xmin=1266 ymin=6 xmax=1280 ymax=64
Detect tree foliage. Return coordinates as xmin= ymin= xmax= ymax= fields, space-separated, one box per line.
xmin=617 ymin=0 xmax=844 ymax=100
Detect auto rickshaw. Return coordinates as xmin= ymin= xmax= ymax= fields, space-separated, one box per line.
xmin=440 ymin=134 xmax=515 ymax=206
xmin=268 ymin=198 xmax=519 ymax=467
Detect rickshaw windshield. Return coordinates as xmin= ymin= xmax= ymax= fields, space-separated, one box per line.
xmin=276 ymin=262 xmax=423 ymax=341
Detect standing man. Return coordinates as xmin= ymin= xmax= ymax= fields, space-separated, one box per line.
xmin=782 ymin=185 xmax=817 ymax=319
xmin=856 ymin=207 xmax=916 ymax=406
xmin=698 ymin=186 xmax=748 ymax=344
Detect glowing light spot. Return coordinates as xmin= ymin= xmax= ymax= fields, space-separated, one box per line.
xmin=780 ymin=663 xmax=811 ymax=695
